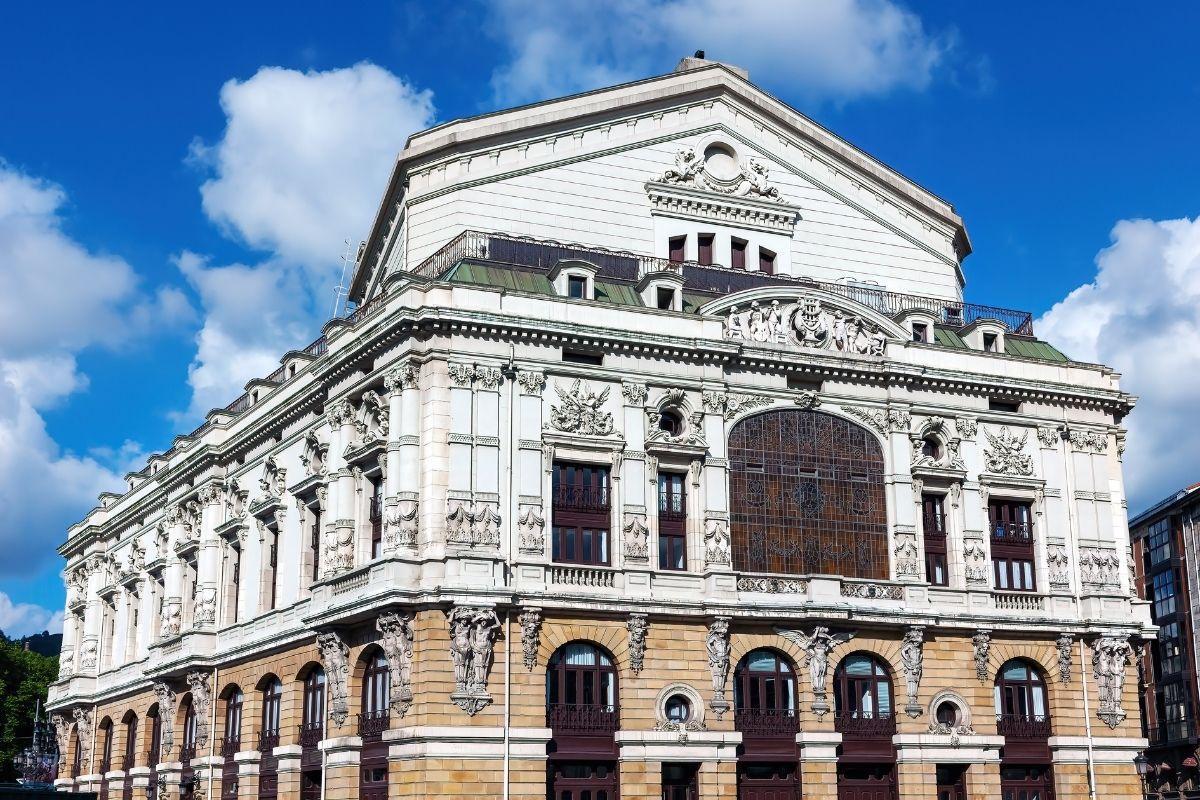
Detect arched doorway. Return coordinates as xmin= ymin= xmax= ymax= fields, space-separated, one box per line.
xmin=733 ymin=648 xmax=801 ymax=799
xmin=359 ymin=648 xmax=390 ymax=800
xmin=98 ymin=718 xmax=113 ymax=800
xmin=120 ymin=712 xmax=137 ymax=800
xmin=546 ymin=641 xmax=619 ymax=800
xmin=257 ymin=676 xmax=282 ymax=800
xmin=299 ymin=665 xmax=326 ymax=800
xmin=995 ymin=659 xmax=1054 ymax=800
xmin=834 ymin=653 xmax=897 ymax=800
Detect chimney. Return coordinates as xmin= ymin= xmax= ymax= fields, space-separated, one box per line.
xmin=674 ymin=52 xmax=749 ymax=81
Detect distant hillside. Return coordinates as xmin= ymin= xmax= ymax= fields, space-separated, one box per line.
xmin=0 ymin=631 xmax=62 ymax=659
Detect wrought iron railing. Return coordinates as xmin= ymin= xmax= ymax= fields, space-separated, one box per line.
xmin=834 ymin=711 xmax=897 ymax=737
xmin=402 ymin=229 xmax=1036 ymax=335
xmin=1147 ymin=720 xmax=1196 ymax=744
xmin=996 ymin=713 xmax=1052 ymax=739
xmin=547 ymin=703 xmax=619 ymax=733
xmin=257 ymin=730 xmax=280 ymax=753
xmin=922 ymin=512 xmax=946 ymax=536
xmin=358 ymin=709 xmax=390 ymax=739
xmin=552 ymin=485 xmax=610 ymax=514
xmin=299 ymin=722 xmax=323 ymax=749
xmin=991 ymin=521 xmax=1033 ymax=544
xmin=179 ymin=743 xmax=195 ymax=762
xmin=220 ymin=736 xmax=240 ymax=758
xmin=734 ymin=707 xmax=802 ymax=736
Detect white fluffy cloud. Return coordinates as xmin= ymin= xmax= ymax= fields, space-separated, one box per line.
xmin=0 ymin=163 xmax=181 ymax=576
xmin=180 ymin=64 xmax=437 ymax=418
xmin=487 ymin=0 xmax=952 ymax=105
xmin=0 ymin=590 xmax=64 ymax=639
xmin=1038 ymin=217 xmax=1200 ymax=510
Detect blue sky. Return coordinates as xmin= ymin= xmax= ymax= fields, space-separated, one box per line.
xmin=2 ymin=1 xmax=1199 ymax=634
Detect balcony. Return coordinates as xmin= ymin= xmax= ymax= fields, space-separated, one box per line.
xmin=257 ymin=729 xmax=280 ymax=754
xmin=834 ymin=711 xmax=896 ymax=738
xmin=1147 ymin=720 xmax=1197 ymax=745
xmin=298 ymin=722 xmax=323 ymax=749
xmin=734 ymin=707 xmax=801 ymax=737
xmin=547 ymin=703 xmax=619 ymax=734
xmin=994 ymin=592 xmax=1046 ymax=612
xmin=922 ymin=512 xmax=946 ymax=536
xmin=404 ymin=230 xmax=1037 ymax=336
xmin=996 ymin=714 xmax=1052 ymax=739
xmin=991 ymin=521 xmax=1033 ymax=544
xmin=179 ymin=743 xmax=196 ymax=762
xmin=220 ymin=736 xmax=240 ymax=758
xmin=358 ymin=709 xmax=390 ymax=740
xmin=552 ymin=485 xmax=610 ymax=514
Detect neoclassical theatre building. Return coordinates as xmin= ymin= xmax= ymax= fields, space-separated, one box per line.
xmin=48 ymin=58 xmax=1152 ymax=800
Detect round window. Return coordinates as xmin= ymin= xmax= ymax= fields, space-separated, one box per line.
xmin=935 ymin=700 xmax=960 ymax=726
xmin=658 ymin=410 xmax=684 ymax=437
xmin=922 ymin=437 xmax=942 ymax=461
xmin=665 ymin=694 xmax=692 ymax=723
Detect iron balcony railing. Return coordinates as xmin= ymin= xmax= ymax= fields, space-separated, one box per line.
xmin=1147 ymin=720 xmax=1196 ymax=744
xmin=734 ymin=707 xmax=802 ymax=736
xmin=358 ymin=709 xmax=390 ymax=739
xmin=547 ymin=703 xmax=619 ymax=733
xmin=834 ymin=711 xmax=897 ymax=738
xmin=403 ymin=229 xmax=1037 ymax=335
xmin=257 ymin=730 xmax=280 ymax=753
xmin=552 ymin=485 xmax=611 ymax=514
xmin=179 ymin=743 xmax=196 ymax=762
xmin=298 ymin=722 xmax=323 ymax=749
xmin=922 ymin=511 xmax=946 ymax=536
xmin=219 ymin=736 xmax=240 ymax=758
xmin=991 ymin=521 xmax=1033 ymax=544
xmin=996 ymin=713 xmax=1052 ymax=739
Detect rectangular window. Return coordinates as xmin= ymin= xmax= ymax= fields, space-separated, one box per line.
xmin=369 ymin=475 xmax=384 ymax=559
xmin=1147 ymin=518 xmax=1174 ymax=565
xmin=656 ymin=286 xmax=675 ymax=310
xmin=923 ymin=494 xmax=948 ymax=587
xmin=669 ymin=236 xmax=686 ymax=263
xmin=552 ymin=462 xmax=611 ymax=566
xmin=567 ymin=275 xmax=587 ymax=299
xmin=758 ymin=247 xmax=776 ymax=274
xmin=989 ymin=500 xmax=1033 ymax=542
xmin=1157 ymin=621 xmax=1186 ymax=677
xmin=268 ymin=534 xmax=278 ymax=610
xmin=912 ymin=323 xmax=928 ymax=343
xmin=983 ymin=332 xmax=999 ymax=352
xmin=731 ymin=237 xmax=748 ymax=270
xmin=310 ymin=506 xmax=322 ymax=583
xmin=697 ymin=233 xmax=714 ymax=266
xmin=658 ymin=473 xmax=687 ymax=571
xmin=990 ymin=499 xmax=1035 ymax=593
xmin=562 ymin=349 xmax=603 ymax=365
xmin=988 ymin=398 xmax=1021 ymax=413
xmin=1153 ymin=569 xmax=1179 ymax=619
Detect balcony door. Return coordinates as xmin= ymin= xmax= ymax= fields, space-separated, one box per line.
xmin=547 ymin=642 xmax=619 ymax=799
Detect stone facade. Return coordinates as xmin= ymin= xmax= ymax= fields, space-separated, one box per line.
xmin=49 ymin=58 xmax=1151 ymax=799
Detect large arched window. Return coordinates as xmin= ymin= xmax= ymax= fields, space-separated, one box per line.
xmin=733 ymin=649 xmax=799 ymax=736
xmin=70 ymin=729 xmax=81 ymax=778
xmin=99 ymin=717 xmax=113 ymax=773
xmin=359 ymin=652 xmax=390 ymax=800
xmin=147 ymin=705 xmax=161 ymax=800
xmin=260 ymin=678 xmax=282 ymax=749
xmin=728 ymin=409 xmax=888 ymax=577
xmin=121 ymin=712 xmax=137 ymax=772
xmin=547 ymin=642 xmax=619 ymax=732
xmin=360 ymin=650 xmax=390 ymax=730
xmin=834 ymin=654 xmax=895 ymax=736
xmin=223 ymin=688 xmax=243 ymax=754
xmin=180 ymin=697 xmax=197 ymax=761
xmin=994 ymin=659 xmax=1050 ymax=737
xmin=302 ymin=667 xmax=326 ymax=742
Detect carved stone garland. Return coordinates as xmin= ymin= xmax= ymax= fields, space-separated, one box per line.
xmin=519 ymin=608 xmax=542 ymax=671
xmin=384 ymin=498 xmax=419 ymax=550
xmin=706 ymin=617 xmax=732 ymax=719
xmin=376 ymin=612 xmax=415 ymax=717
xmin=703 ymin=519 xmax=731 ymax=567
xmin=901 ymin=626 xmax=925 ymax=718
xmin=518 ymin=505 xmax=546 ymax=554
xmin=448 ymin=606 xmax=502 ymax=715
xmin=622 ymin=514 xmax=649 ymax=562
xmin=627 ymin=614 xmax=649 ymax=676
xmin=776 ymin=626 xmax=855 ymax=717
xmin=317 ymin=632 xmax=351 ymax=726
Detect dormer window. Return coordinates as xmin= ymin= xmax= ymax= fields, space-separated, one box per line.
xmin=912 ymin=323 xmax=929 ymax=343
xmin=656 ymin=287 xmax=676 ymax=310
xmin=550 ymin=259 xmax=600 ymax=301
xmin=568 ymin=275 xmax=587 ymax=299
xmin=759 ymin=248 xmax=776 ymax=274
xmin=669 ymin=236 xmax=687 ymax=263
xmin=731 ymin=238 xmax=747 ymax=270
xmin=983 ymin=332 xmax=999 ymax=352
xmin=698 ymin=233 xmax=714 ymax=266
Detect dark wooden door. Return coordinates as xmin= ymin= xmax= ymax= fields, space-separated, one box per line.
xmin=300 ymin=769 xmax=321 ymax=800
xmin=548 ymin=761 xmax=618 ymax=800
xmin=662 ymin=763 xmax=699 ymax=800
xmin=737 ymin=762 xmax=800 ymax=800
xmin=836 ymin=764 xmax=896 ymax=800
xmin=936 ymin=765 xmax=968 ymax=800
xmin=1000 ymin=765 xmax=1055 ymax=800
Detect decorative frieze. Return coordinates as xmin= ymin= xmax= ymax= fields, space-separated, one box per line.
xmin=840 ymin=581 xmax=904 ymax=600
xmin=776 ymin=626 xmax=855 ymax=716
xmin=702 ymin=390 xmax=772 ymax=420
xmin=547 ymin=380 xmax=614 ymax=435
xmin=446 ymin=499 xmax=502 ymax=549
xmin=317 ymin=632 xmax=351 ymax=725
xmin=626 ymin=613 xmax=648 ymax=675
xmin=706 ymin=617 xmax=732 ymax=719
xmin=376 ymin=612 xmax=415 ymax=717
xmin=622 ymin=514 xmax=649 ymax=562
xmin=955 ymin=417 xmax=978 ymax=439
xmin=703 ymin=519 xmax=731 ymax=566
xmin=621 ymin=382 xmax=647 ymax=406
xmin=1068 ymin=429 xmax=1108 ymax=453
xmin=1090 ymin=635 xmax=1132 ymax=729
xmin=724 ymin=296 xmax=888 ymax=356
xmin=901 ymin=626 xmax=925 ymax=717
xmin=1036 ymin=426 xmax=1061 ymax=449
xmin=448 ymin=606 xmax=501 ymax=715
xmin=793 ymin=390 xmax=821 ymax=410
xmin=1079 ymin=547 xmax=1121 ymax=590
xmin=384 ymin=499 xmax=419 ymax=550
xmin=519 ymin=608 xmax=542 ymax=671
xmin=736 ymin=575 xmax=809 ymax=593
xmin=517 ymin=370 xmax=546 ymax=396
xmin=517 ymin=505 xmax=546 ymax=554
xmin=983 ymin=427 xmax=1034 ymax=476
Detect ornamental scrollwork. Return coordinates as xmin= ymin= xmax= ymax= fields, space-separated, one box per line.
xmin=547 ymin=380 xmax=614 ymax=436
xmin=703 ymin=391 xmax=772 ymax=420
xmin=656 ymin=146 xmax=781 ymax=201
xmin=1069 ymin=429 xmax=1108 ymax=454
xmin=703 ymin=519 xmax=731 ymax=566
xmin=517 ymin=371 xmax=546 ymax=396
xmin=982 ymin=427 xmax=1034 ymax=476
xmin=517 ymin=505 xmax=546 ymax=554
xmin=724 ymin=296 xmax=888 ymax=357
xmin=621 ymin=382 xmax=648 ymax=406
xmin=622 ymin=514 xmax=649 ymax=562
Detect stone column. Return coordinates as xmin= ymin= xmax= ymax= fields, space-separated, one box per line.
xmin=59 ymin=605 xmax=80 ymax=677
xmin=136 ymin=576 xmax=155 ymax=656
xmin=274 ymin=745 xmax=302 ymax=798
xmin=161 ymin=506 xmax=188 ymax=637
xmin=620 ymin=381 xmax=649 ymax=591
xmin=798 ymin=731 xmax=841 ymax=800
xmin=233 ymin=750 xmax=261 ymax=800
xmin=383 ymin=362 xmax=421 ymax=553
xmin=515 ymin=370 xmax=547 ymax=564
xmin=80 ymin=556 xmax=105 ymax=673
xmin=699 ymin=391 xmax=732 ymax=581
xmin=325 ymin=400 xmax=357 ymax=575
xmin=318 ymin=737 xmax=362 ymax=798
xmin=126 ymin=765 xmax=151 ymax=800
xmin=194 ymin=483 xmax=225 ymax=630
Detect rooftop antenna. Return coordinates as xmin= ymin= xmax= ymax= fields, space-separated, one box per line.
xmin=331 ymin=238 xmax=354 ymax=318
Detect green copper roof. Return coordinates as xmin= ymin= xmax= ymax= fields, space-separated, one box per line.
xmin=445 ymin=261 xmax=1070 ymax=363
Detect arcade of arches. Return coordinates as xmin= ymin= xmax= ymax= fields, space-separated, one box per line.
xmin=53 ymin=612 xmax=1143 ymax=800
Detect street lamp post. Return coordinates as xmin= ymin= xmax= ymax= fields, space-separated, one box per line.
xmin=12 ymin=698 xmax=59 ymax=787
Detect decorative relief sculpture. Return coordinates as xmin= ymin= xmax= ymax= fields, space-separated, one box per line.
xmin=519 ymin=608 xmax=542 ymax=671
xmin=1068 ymin=429 xmax=1108 ymax=453
xmin=317 ymin=632 xmax=351 ymax=725
xmin=955 ymin=417 xmax=978 ymax=439
xmin=73 ymin=707 xmax=93 ymax=772
xmin=901 ymin=626 xmax=925 ymax=717
xmin=775 ymin=626 xmax=855 ymax=716
xmin=793 ymin=390 xmax=821 ymax=410
xmin=724 ymin=296 xmax=888 ymax=356
xmin=384 ymin=499 xmax=419 ymax=550
xmin=300 ymin=431 xmax=328 ymax=477
xmin=446 ymin=500 xmax=502 ymax=548
xmin=622 ymin=514 xmax=649 ymax=562
xmin=972 ymin=631 xmax=991 ymax=683
xmin=1047 ymin=546 xmax=1071 ymax=590
xmin=702 ymin=391 xmax=772 ymax=420
xmin=1057 ymin=633 xmax=1074 ymax=685
xmin=840 ymin=405 xmax=888 ymax=435
xmin=646 ymin=408 xmax=707 ymax=447
xmin=447 ymin=363 xmax=475 ymax=387
xmin=193 ymin=585 xmax=218 ymax=627
xmin=621 ymin=382 xmax=648 ymax=406
xmin=326 ymin=398 xmax=355 ymax=430
xmin=517 ymin=371 xmax=546 ymax=396
xmin=656 ymin=146 xmax=782 ymax=200
xmin=626 ymin=613 xmax=649 ymax=675
xmin=517 ymin=505 xmax=546 ymax=554
xmin=963 ymin=539 xmax=989 ymax=586
xmin=50 ymin=714 xmax=70 ymax=769
xmin=323 ymin=515 xmax=355 ymax=574
xmin=448 ymin=606 xmax=501 ymax=715
xmin=1036 ymin=426 xmax=1061 ymax=449
xmin=927 ymin=718 xmax=976 ymax=746
xmin=982 ymin=427 xmax=1034 ymax=476
xmin=186 ymin=671 xmax=211 ymax=749
xmin=475 ymin=366 xmax=503 ymax=391
xmin=79 ymin=639 xmax=99 ymax=670
xmin=736 ymin=576 xmax=809 ymax=593
xmin=1079 ymin=548 xmax=1121 ymax=589
xmin=225 ymin=478 xmax=248 ymax=520
xmin=706 ymin=617 xmax=732 ymax=719
xmin=840 ymin=582 xmax=904 ymax=600
xmin=893 ymin=527 xmax=919 ymax=578
xmin=258 ymin=456 xmax=286 ymax=499
xmin=377 ymin=612 xmax=415 ymax=717
xmin=703 ymin=519 xmax=731 ymax=566
xmin=153 ymin=682 xmax=177 ymax=756
xmin=547 ymin=380 xmax=614 ymax=436
xmin=1090 ymin=635 xmax=1132 ymax=729
xmin=383 ymin=362 xmax=419 ymax=392
xmin=353 ymin=390 xmax=389 ymax=445
xmin=160 ymin=599 xmax=182 ymax=638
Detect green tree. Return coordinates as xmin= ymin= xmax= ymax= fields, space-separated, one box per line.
xmin=0 ymin=634 xmax=59 ymax=782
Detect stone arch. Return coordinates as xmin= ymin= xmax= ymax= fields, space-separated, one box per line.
xmin=730 ymin=631 xmax=805 ymax=670
xmin=988 ymin=642 xmax=1060 ymax=686
xmin=294 ymin=660 xmax=324 ymax=683
xmin=538 ymin=620 xmax=628 ymax=675
xmin=118 ymin=710 xmax=138 ymax=770
xmin=728 ymin=407 xmax=889 ymax=578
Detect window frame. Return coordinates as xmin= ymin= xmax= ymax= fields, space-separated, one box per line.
xmin=552 ymin=462 xmax=612 ymax=567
